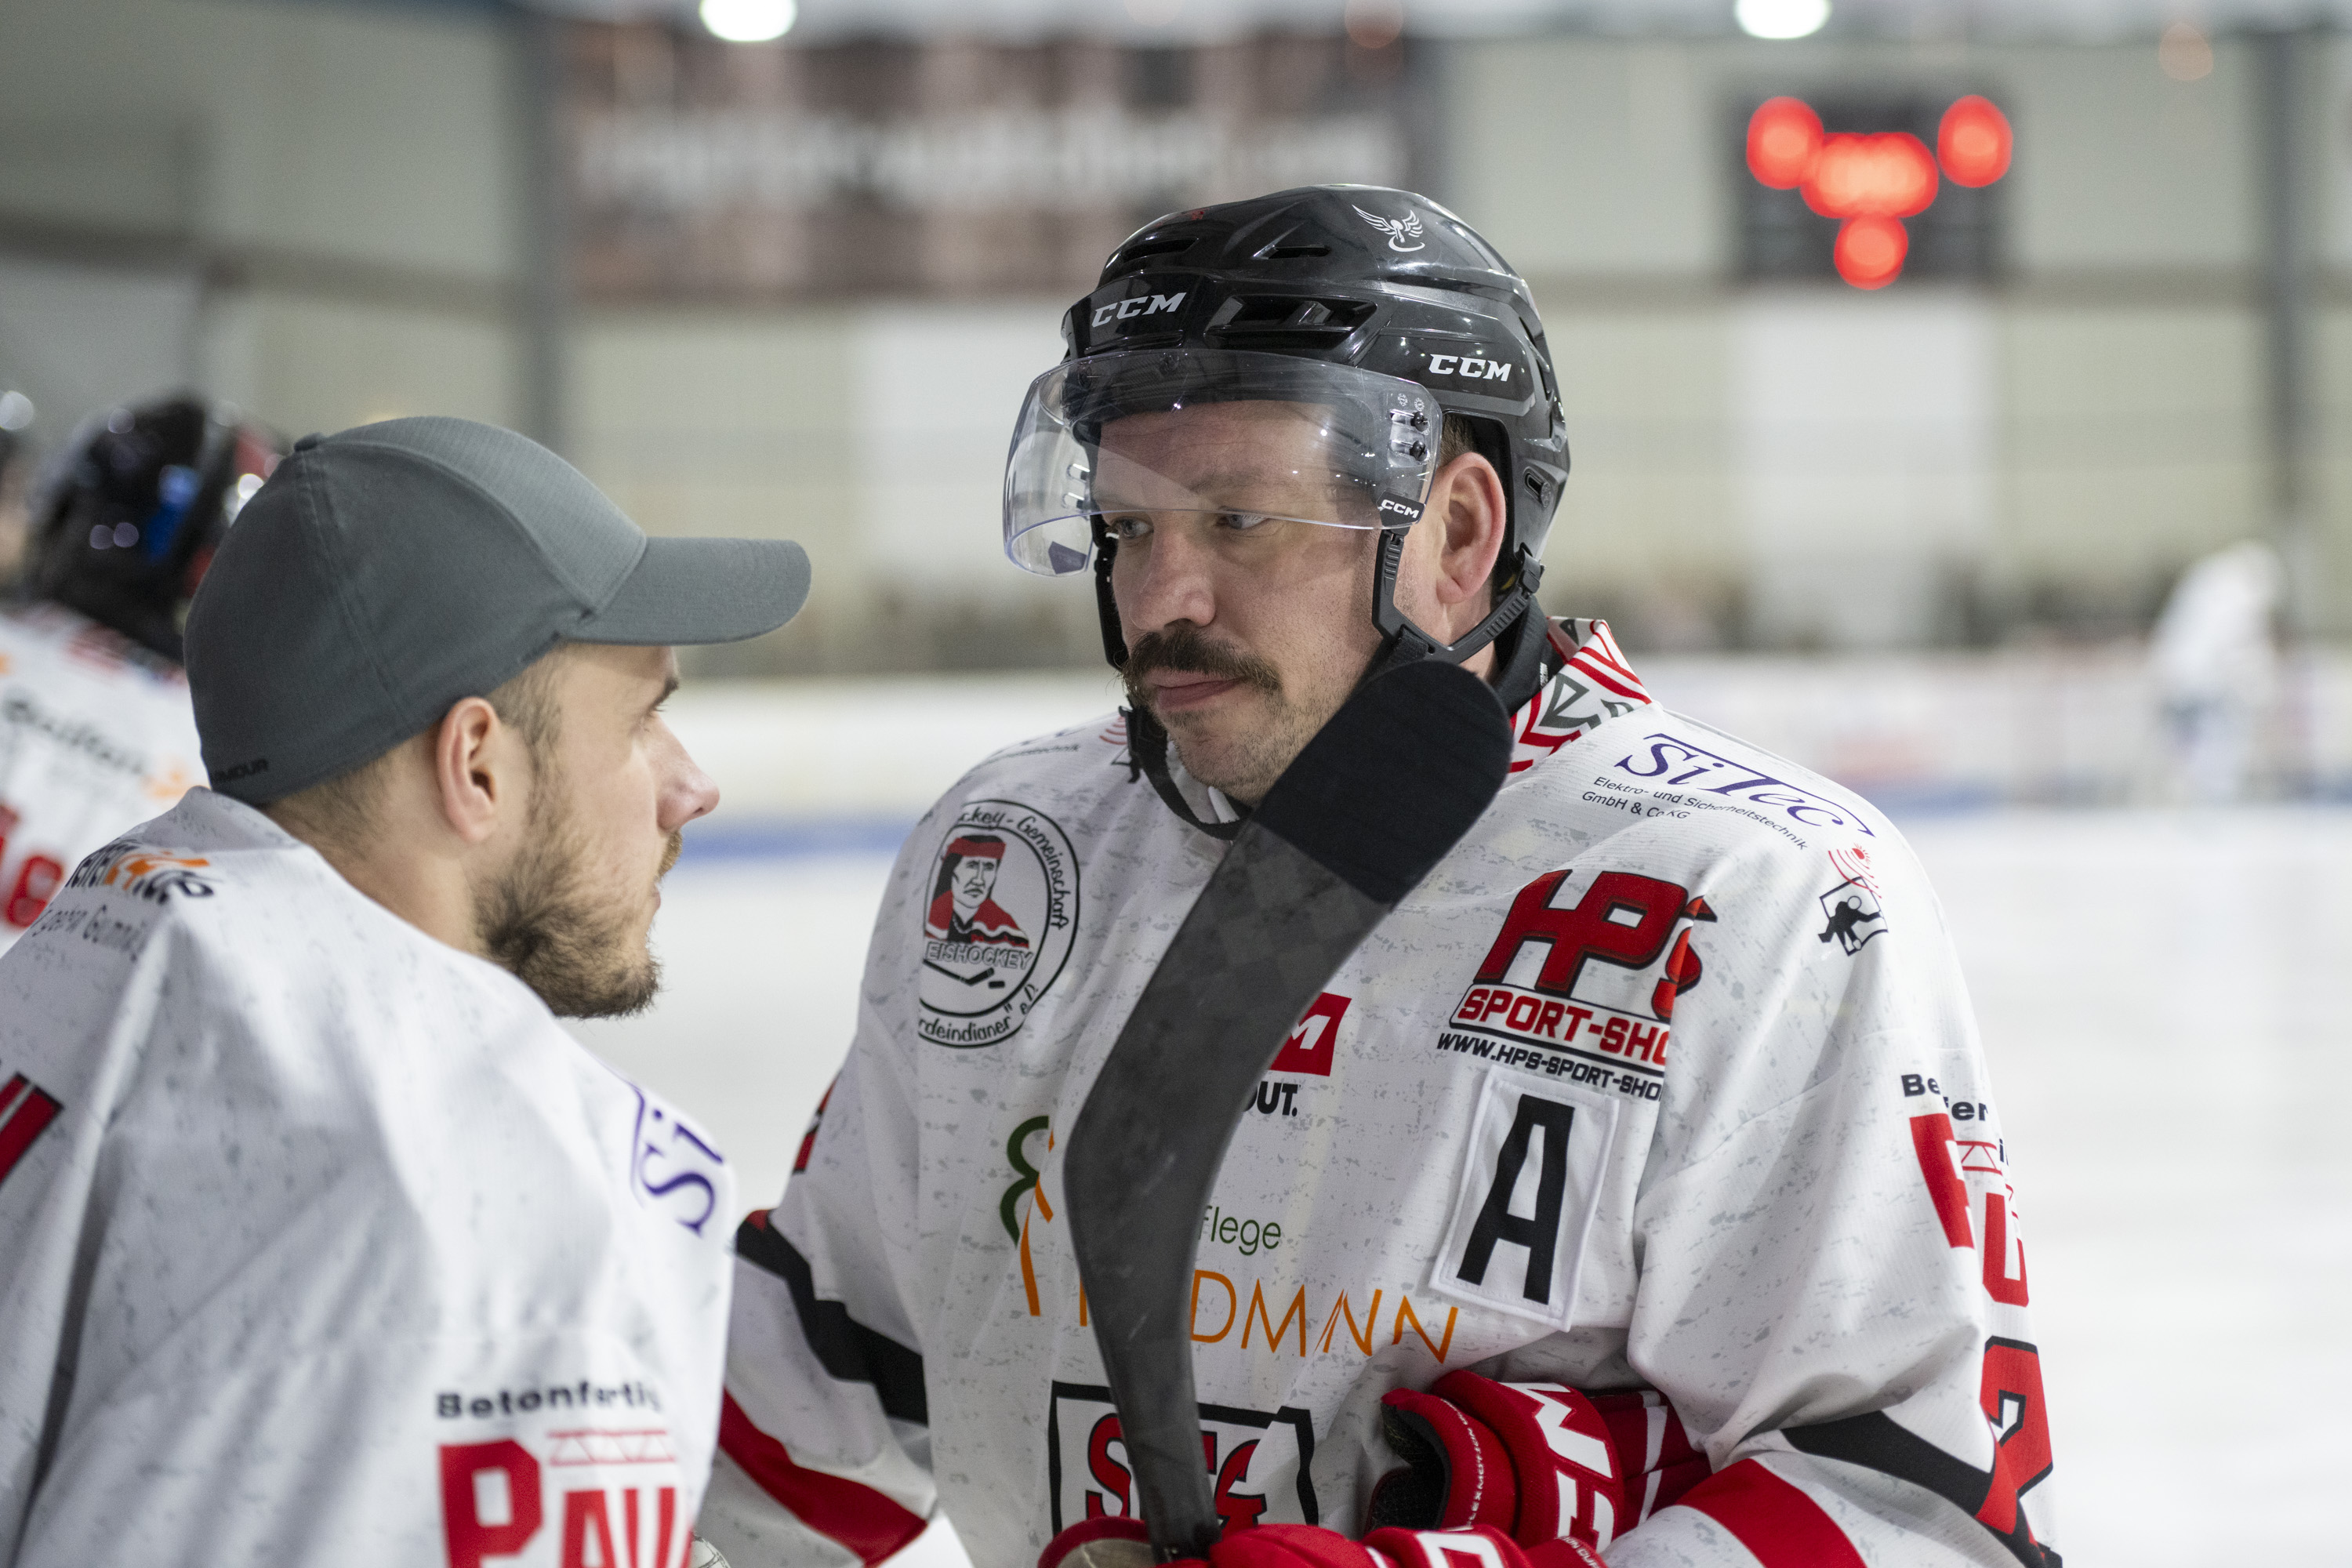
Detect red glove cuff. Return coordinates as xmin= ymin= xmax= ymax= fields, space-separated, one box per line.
xmin=1363 ymin=1524 xmax=1604 ymax=1568
xmin=1426 ymin=1374 xmax=1624 ymax=1550
xmin=1374 ymin=1387 xmax=1519 ymax=1533
xmin=1040 ymin=1517 xmax=1410 ymax=1568
xmin=1372 ymin=1374 xmax=1707 ymax=1555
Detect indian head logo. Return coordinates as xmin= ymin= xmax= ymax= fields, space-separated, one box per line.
xmin=916 ymin=800 xmax=1079 ymax=1048
xmin=926 ymin=835 xmax=1030 ymax=949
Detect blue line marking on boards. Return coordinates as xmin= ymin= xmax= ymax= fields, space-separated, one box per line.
xmin=678 ymin=815 xmax=918 ymax=863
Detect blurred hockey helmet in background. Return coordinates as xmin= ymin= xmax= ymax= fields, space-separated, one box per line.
xmin=26 ymin=394 xmax=287 ymax=662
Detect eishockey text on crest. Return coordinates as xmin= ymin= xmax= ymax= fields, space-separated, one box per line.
xmin=916 ymin=800 xmax=1079 ymax=1047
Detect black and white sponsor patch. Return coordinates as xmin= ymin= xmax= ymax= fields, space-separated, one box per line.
xmin=1429 ymin=1069 xmax=1620 ymax=1331
xmin=1816 ymin=876 xmax=1886 ymax=954
xmin=1045 ymin=1381 xmax=1317 ymax=1533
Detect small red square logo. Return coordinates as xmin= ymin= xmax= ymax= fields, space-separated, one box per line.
xmin=1268 ymin=993 xmax=1349 ymax=1077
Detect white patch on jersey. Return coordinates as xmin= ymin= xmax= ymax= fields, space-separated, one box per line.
xmin=1045 ymin=1382 xmax=1318 ymax=1532
xmin=1429 ymin=1069 xmax=1620 ymax=1330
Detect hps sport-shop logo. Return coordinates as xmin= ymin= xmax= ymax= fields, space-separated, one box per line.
xmin=1438 ymin=868 xmax=1713 ymax=1100
xmin=1355 ymin=205 xmax=1425 ymax=252
xmin=916 ymin=801 xmax=1078 ymax=1048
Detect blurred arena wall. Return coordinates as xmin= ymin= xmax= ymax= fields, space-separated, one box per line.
xmin=2 ymin=1 xmax=2347 ymax=670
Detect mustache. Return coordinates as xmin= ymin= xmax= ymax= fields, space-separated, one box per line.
xmin=1122 ymin=625 xmax=1283 ymax=710
xmin=659 ymin=828 xmax=683 ymax=880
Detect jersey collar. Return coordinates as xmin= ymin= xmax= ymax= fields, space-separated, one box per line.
xmin=1504 ymin=617 xmax=1654 ymax=777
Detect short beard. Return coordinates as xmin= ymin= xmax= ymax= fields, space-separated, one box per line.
xmin=477 ymin=775 xmax=681 ymax=1021
xmin=1121 ymin=623 xmax=1305 ymax=802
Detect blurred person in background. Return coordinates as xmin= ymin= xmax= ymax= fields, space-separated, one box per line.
xmin=710 ymin=187 xmax=2058 ymax=1568
xmin=0 ymin=416 xmax=810 ymax=1565
xmin=0 ymin=394 xmax=281 ymax=952
xmin=0 ymin=390 xmax=36 ymax=583
xmin=2151 ymin=539 xmax=2281 ymax=804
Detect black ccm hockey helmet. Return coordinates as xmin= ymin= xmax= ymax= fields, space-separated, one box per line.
xmin=1004 ymin=184 xmax=1567 ymax=671
xmin=26 ymin=394 xmax=285 ymax=662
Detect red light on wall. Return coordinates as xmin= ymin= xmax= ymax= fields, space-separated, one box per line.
xmin=1748 ymin=93 xmax=2010 ymax=289
xmin=1937 ymin=95 xmax=2012 ymax=187
xmin=1803 ymin=132 xmax=1939 ymax=219
xmin=1747 ymin=96 xmax=1823 ymax=188
xmin=1835 ymin=216 xmax=1909 ymax=289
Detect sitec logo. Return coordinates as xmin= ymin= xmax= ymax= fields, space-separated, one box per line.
xmin=1744 ymin=95 xmax=2012 ymax=289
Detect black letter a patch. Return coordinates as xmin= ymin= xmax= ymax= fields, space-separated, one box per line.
xmin=1431 ymin=1070 xmax=1618 ymax=1330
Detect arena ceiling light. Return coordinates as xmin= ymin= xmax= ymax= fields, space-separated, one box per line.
xmin=699 ymin=0 xmax=796 ymax=41
xmin=1734 ymin=0 xmax=1831 ymax=39
xmin=492 ymin=0 xmax=2352 ymax=43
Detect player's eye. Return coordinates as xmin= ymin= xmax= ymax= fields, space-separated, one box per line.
xmin=1103 ymin=514 xmax=1152 ymax=543
xmin=1214 ymin=510 xmax=1276 ymax=533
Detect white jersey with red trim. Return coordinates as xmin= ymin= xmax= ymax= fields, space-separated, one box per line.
xmin=0 ymin=788 xmax=735 ymax=1567
xmin=0 ymin=604 xmax=203 ymax=951
xmin=706 ymin=620 xmax=2060 ymax=1568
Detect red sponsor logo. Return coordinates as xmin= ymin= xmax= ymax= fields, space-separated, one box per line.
xmin=0 ymin=1073 xmax=64 ymax=1189
xmin=1268 ymin=993 xmax=1348 ymax=1077
xmin=441 ymin=1429 xmax=688 ymax=1568
xmin=1443 ymin=871 xmax=1713 ymax=1070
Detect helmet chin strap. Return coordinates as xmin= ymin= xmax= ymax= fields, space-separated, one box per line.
xmin=1362 ymin=528 xmax=1544 ymax=687
xmin=1123 ymin=705 xmax=1247 ymax=842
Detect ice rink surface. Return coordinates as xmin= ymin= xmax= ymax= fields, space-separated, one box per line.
xmin=572 ymin=803 xmax=2352 ymax=1565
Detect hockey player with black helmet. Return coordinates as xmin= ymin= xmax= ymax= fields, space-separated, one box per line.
xmin=0 ymin=394 xmax=283 ymax=949
xmin=709 ymin=189 xmax=2060 ymax=1568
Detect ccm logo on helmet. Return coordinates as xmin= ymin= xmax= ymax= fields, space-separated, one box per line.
xmin=1428 ymin=354 xmax=1513 ymax=383
xmin=1092 ymin=292 xmax=1187 ymax=328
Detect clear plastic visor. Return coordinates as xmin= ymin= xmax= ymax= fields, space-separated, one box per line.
xmin=1004 ymin=348 xmax=1441 ymax=576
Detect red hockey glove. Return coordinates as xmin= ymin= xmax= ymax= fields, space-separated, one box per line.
xmin=1039 ymin=1515 xmax=1404 ymax=1568
xmin=1363 ymin=1523 xmax=1604 ymax=1568
xmin=1365 ymin=1374 xmax=1708 ymax=1556
xmin=1038 ymin=1516 xmax=1599 ymax=1568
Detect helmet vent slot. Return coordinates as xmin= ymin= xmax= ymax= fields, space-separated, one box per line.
xmin=1255 ymin=241 xmax=1332 ymax=260
xmin=1109 ymin=235 xmax=1196 ymax=267
xmin=1206 ymin=296 xmax=1375 ymax=351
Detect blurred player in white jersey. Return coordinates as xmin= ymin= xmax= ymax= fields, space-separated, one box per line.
xmin=0 ymin=390 xmax=36 ymax=582
xmin=0 ymin=417 xmax=811 ymax=1565
xmin=709 ymin=188 xmax=2060 ymax=1568
xmin=0 ymin=395 xmax=282 ymax=949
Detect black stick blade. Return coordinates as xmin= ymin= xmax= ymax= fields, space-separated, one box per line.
xmin=1065 ymin=660 xmax=1510 ymax=1560
xmin=1254 ymin=659 xmax=1513 ymax=903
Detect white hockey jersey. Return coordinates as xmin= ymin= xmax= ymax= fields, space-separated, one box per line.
xmin=0 ymin=788 xmax=735 ymax=1566
xmin=0 ymin=604 xmax=204 ymax=953
xmin=706 ymin=622 xmax=2060 ymax=1568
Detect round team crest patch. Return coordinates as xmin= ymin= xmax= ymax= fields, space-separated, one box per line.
xmin=916 ymin=800 xmax=1079 ymax=1048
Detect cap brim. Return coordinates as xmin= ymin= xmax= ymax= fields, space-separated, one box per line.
xmin=575 ymin=536 xmax=811 ymax=646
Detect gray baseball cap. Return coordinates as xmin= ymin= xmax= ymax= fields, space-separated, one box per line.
xmin=185 ymin=416 xmax=811 ymax=804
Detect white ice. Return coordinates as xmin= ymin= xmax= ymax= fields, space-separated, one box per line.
xmin=572 ymin=804 xmax=2352 ymax=1566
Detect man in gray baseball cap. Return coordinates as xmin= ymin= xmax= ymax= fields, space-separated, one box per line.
xmin=0 ymin=417 xmax=802 ymax=1561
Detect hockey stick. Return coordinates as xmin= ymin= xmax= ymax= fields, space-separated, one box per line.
xmin=1064 ymin=660 xmax=1512 ymax=1562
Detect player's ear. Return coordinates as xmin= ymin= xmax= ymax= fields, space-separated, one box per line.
xmin=1428 ymin=453 xmax=1507 ymax=612
xmin=430 ymin=695 xmax=511 ymax=845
